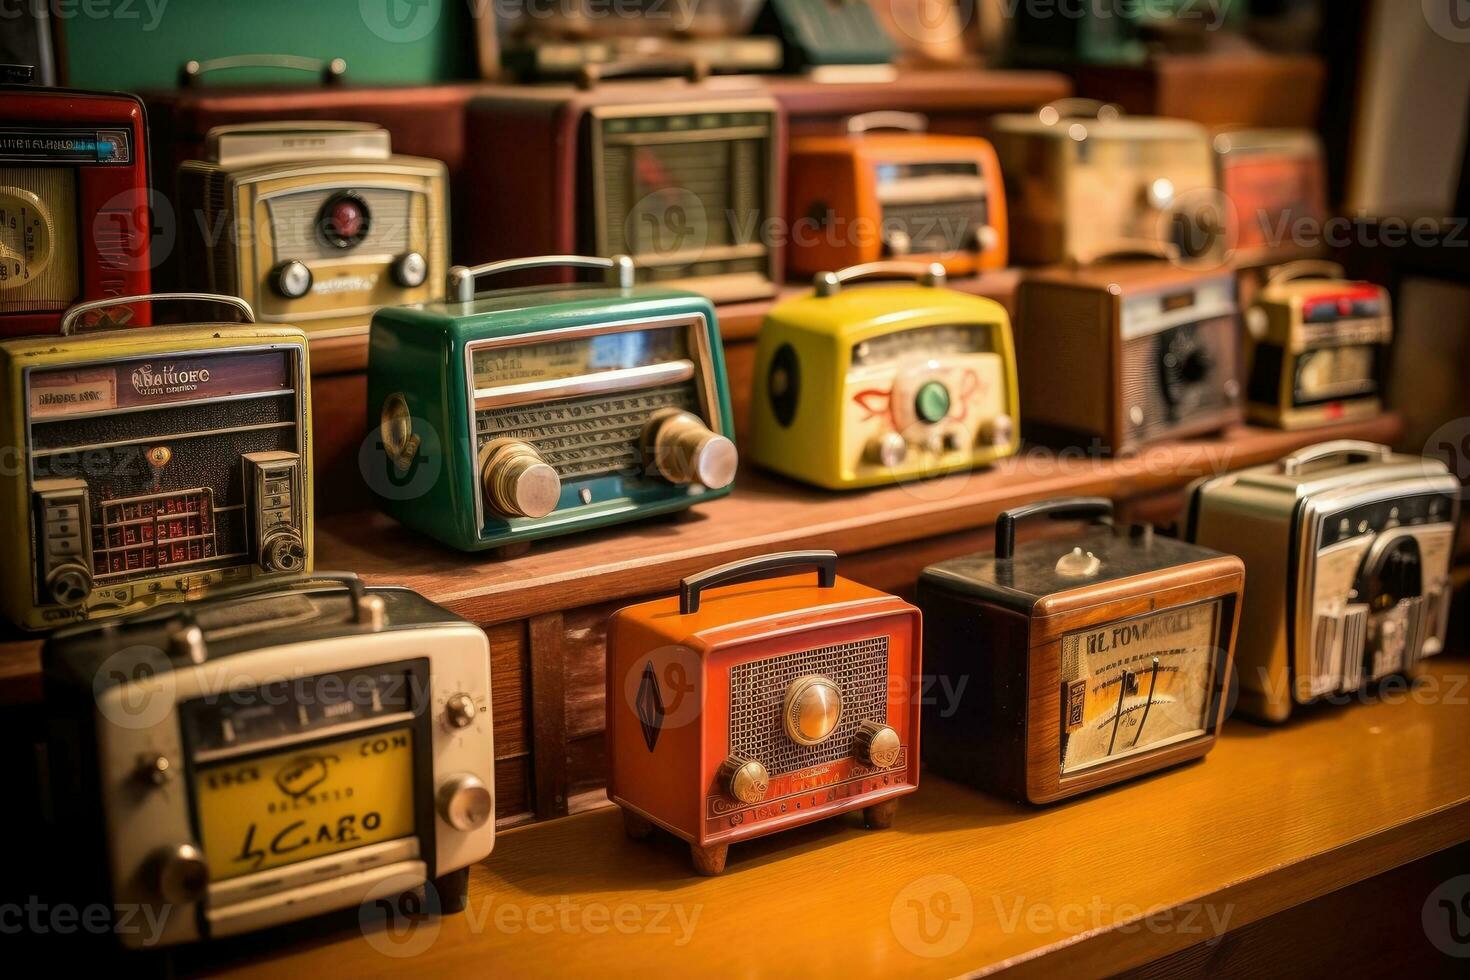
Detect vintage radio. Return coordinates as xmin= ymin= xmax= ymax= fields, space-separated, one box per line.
xmin=1 ymin=83 xmax=151 ymax=337
xmin=990 ymin=101 xmax=1223 ymax=266
xmin=1213 ymin=129 xmax=1327 ymax=267
xmin=1016 ymin=259 xmax=1241 ymax=453
xmin=42 ymin=575 xmax=495 ymax=947
xmin=786 ymin=112 xmax=1007 ymax=277
xmin=1184 ymin=442 xmax=1458 ymax=722
xmin=919 ymin=498 xmax=1243 ymax=803
xmin=607 ymin=551 xmax=921 ymax=874
xmin=750 ymin=261 xmax=1018 ymax=488
xmin=176 ymin=121 xmax=448 ymax=339
xmin=367 ymin=254 xmax=736 ymax=552
xmin=752 ymin=0 xmax=898 ymax=76
xmin=0 ymin=294 xmax=312 ymax=632
xmin=463 ymin=74 xmax=784 ymax=304
xmin=1243 ymin=261 xmax=1392 ymax=429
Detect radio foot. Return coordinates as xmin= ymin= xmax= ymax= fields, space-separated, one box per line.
xmin=863 ymin=800 xmax=898 ymax=829
xmin=622 ymin=808 xmax=654 ymax=841
xmin=490 ymin=541 xmax=533 ymax=561
xmin=689 ymin=843 xmax=729 ymax=876
xmin=432 ymin=867 xmax=472 ymax=915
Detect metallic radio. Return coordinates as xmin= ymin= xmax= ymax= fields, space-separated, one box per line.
xmin=607 ymin=551 xmax=920 ymax=874
xmin=750 ymin=261 xmax=1019 ymax=489
xmin=0 ymin=293 xmax=312 ymax=632
xmin=1 ymin=84 xmax=151 ymax=336
xmin=43 ymin=575 xmax=494 ymax=946
xmin=1185 ymin=442 xmax=1459 ymax=722
xmin=1213 ymin=129 xmax=1328 ymax=268
xmin=786 ymin=112 xmax=1007 ymax=277
xmin=1243 ymin=261 xmax=1392 ymax=430
xmin=464 ymin=74 xmax=784 ymax=304
xmin=367 ymin=254 xmax=736 ymax=553
xmin=990 ymin=101 xmax=1224 ymax=266
xmin=1016 ymin=259 xmax=1241 ymax=453
xmin=920 ymin=498 xmax=1243 ymax=803
xmin=177 ymin=121 xmax=448 ymax=339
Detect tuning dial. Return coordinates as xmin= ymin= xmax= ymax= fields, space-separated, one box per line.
xmin=152 ymin=843 xmax=209 ymax=904
xmin=719 ymin=756 xmax=769 ymax=804
xmin=391 ymin=251 xmax=428 ymax=288
xmin=438 ymin=773 xmax=493 ymax=831
xmin=866 ymin=431 xmax=907 ymax=468
xmin=914 ymin=381 xmax=951 ymax=425
xmin=783 ymin=674 xmax=843 ymax=745
xmin=643 ymin=410 xmax=737 ymax=489
xmin=481 ymin=440 xmax=561 ymax=519
xmin=270 ymin=259 xmax=313 ymax=299
xmin=46 ymin=563 xmax=92 ymax=608
xmin=260 ymin=530 xmax=305 ymax=573
xmin=854 ymin=721 xmax=901 ymax=768
xmin=445 ymin=692 xmax=477 ymax=729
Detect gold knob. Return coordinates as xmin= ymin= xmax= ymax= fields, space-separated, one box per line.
xmin=979 ymin=414 xmax=1014 ymax=448
xmin=854 ymin=721 xmax=901 ymax=768
xmin=481 ymin=440 xmax=561 ymax=519
xmin=644 ymin=410 xmax=737 ymax=489
xmin=783 ymin=674 xmax=843 ymax=745
xmin=719 ymin=756 xmax=769 ymax=804
xmin=866 ymin=432 xmax=907 ymax=467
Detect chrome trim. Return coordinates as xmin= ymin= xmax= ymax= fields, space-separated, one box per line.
xmin=474 ymin=360 xmax=694 ymax=409
xmin=27 ymin=388 xmax=295 ymax=424
xmin=192 ymin=710 xmax=418 ymax=765
xmin=449 ymin=254 xmax=634 ymax=302
xmin=61 ymin=293 xmax=256 ymax=335
xmin=31 ymin=421 xmax=297 ymax=458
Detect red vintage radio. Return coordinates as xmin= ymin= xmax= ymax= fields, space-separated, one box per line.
xmin=606 ymin=551 xmax=921 ymax=875
xmin=1 ymin=81 xmax=151 ymax=336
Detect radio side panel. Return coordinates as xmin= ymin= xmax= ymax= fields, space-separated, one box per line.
xmin=1015 ymin=281 xmax=1118 ymax=449
xmin=786 ymin=148 xmax=866 ymax=275
xmin=748 ymin=323 xmax=845 ymax=487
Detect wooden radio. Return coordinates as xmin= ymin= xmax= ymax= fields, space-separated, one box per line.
xmin=367 ymin=254 xmax=736 ymax=553
xmin=1213 ymin=129 xmax=1327 ymax=267
xmin=919 ymin=498 xmax=1243 ymax=803
xmin=990 ymin=101 xmax=1223 ymax=266
xmin=786 ymin=112 xmax=1007 ymax=278
xmin=1016 ymin=258 xmax=1241 ymax=453
xmin=607 ymin=551 xmax=921 ymax=874
xmin=463 ymin=70 xmax=784 ymax=304
xmin=1 ymin=83 xmax=151 ymax=336
xmin=1184 ymin=442 xmax=1459 ymax=722
xmin=175 ymin=121 xmax=448 ymax=339
xmin=43 ymin=575 xmax=494 ymax=946
xmin=1242 ymin=261 xmax=1392 ymax=430
xmin=0 ymin=293 xmax=312 ymax=632
xmin=750 ymin=261 xmax=1019 ymax=488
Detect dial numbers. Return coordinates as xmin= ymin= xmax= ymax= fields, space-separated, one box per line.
xmin=0 ymin=185 xmax=56 ymax=289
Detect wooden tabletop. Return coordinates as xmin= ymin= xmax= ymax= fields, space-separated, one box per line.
xmin=180 ymin=653 xmax=1470 ymax=977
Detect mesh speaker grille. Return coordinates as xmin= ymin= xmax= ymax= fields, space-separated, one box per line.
xmin=728 ymin=635 xmax=889 ymax=776
xmin=880 ymin=197 xmax=988 ymax=254
xmin=1122 ymin=314 xmax=1238 ymax=444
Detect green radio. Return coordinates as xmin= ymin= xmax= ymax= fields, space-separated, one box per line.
xmin=366 ymin=255 xmax=737 ymax=552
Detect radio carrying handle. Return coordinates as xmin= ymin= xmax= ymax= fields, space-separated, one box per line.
xmin=181 ymin=53 xmax=347 ymax=86
xmin=995 ymin=497 xmax=1114 ymax=560
xmin=1039 ymin=98 xmax=1123 ymax=123
xmin=1264 ymin=260 xmax=1347 ymax=287
xmin=680 ymin=551 xmax=838 ymax=615
xmin=1280 ymin=441 xmax=1392 ymax=476
xmin=448 ymin=254 xmax=636 ymax=302
xmin=60 ymin=293 xmax=256 ymax=336
xmin=847 ymin=111 xmax=928 ymax=135
xmin=814 ymin=261 xmax=947 ymax=297
xmin=576 ymin=56 xmax=709 ymax=90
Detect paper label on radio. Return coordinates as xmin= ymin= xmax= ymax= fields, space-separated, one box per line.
xmin=29 ymin=370 xmax=117 ymax=417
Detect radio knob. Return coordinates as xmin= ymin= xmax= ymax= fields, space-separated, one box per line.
xmin=883 ymin=228 xmax=913 ymax=256
xmin=645 ymin=411 xmax=737 ymax=489
xmin=719 ymin=756 xmax=769 ymax=804
xmin=270 ymin=260 xmax=313 ymax=299
xmin=260 ymin=530 xmax=306 ymax=573
xmin=152 ymin=843 xmax=209 ymax=904
xmin=979 ymin=414 xmax=1014 ymax=448
xmin=135 ymin=754 xmax=173 ymax=787
xmin=854 ymin=721 xmax=901 ymax=768
xmin=1146 ymin=177 xmax=1176 ymax=211
xmin=866 ymin=432 xmax=907 ymax=468
xmin=45 ymin=563 xmax=92 ymax=608
xmin=445 ymin=692 xmax=477 ymax=729
xmin=482 ymin=441 xmax=561 ymax=519
xmin=783 ymin=674 xmax=843 ymax=745
xmin=438 ymin=773 xmax=493 ymax=831
xmin=914 ymin=381 xmax=951 ymax=424
xmin=976 ymin=224 xmax=1001 ymax=253
xmin=391 ymin=251 xmax=428 ymax=288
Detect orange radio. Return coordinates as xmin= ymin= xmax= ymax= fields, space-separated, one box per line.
xmin=786 ymin=112 xmax=1007 ymax=278
xmin=606 ymin=551 xmax=921 ymax=875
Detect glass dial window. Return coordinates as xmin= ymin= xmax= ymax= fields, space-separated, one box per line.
xmin=850 ymin=324 xmax=994 ymax=368
xmin=472 ymin=328 xmax=688 ymax=389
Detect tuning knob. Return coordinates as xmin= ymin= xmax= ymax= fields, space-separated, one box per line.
xmin=438 ymin=774 xmax=493 ymax=831
xmin=270 ymin=259 xmax=313 ymax=299
xmin=391 ymin=251 xmax=428 ymax=288
xmin=866 ymin=431 xmax=907 ymax=468
xmin=445 ymin=692 xmax=477 ymax=729
xmin=481 ymin=440 xmax=561 ymax=519
xmin=643 ymin=410 xmax=737 ymax=489
xmin=152 ymin=843 xmax=209 ymax=904
xmin=783 ymin=674 xmax=843 ymax=745
xmin=719 ymin=756 xmax=769 ymax=804
xmin=260 ymin=530 xmax=305 ymax=573
xmin=854 ymin=721 xmax=901 ymax=768
xmin=976 ymin=224 xmax=1001 ymax=253
xmin=46 ymin=563 xmax=92 ymax=608
xmin=978 ymin=414 xmax=1014 ymax=448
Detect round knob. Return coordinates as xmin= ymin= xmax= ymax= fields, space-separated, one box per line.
xmin=153 ymin=843 xmax=209 ymax=904
xmin=270 ymin=260 xmax=313 ymax=299
xmin=866 ymin=431 xmax=907 ymax=468
xmin=481 ymin=441 xmax=561 ymax=519
xmin=438 ymin=773 xmax=493 ymax=832
xmin=783 ymin=674 xmax=843 ymax=746
xmin=1246 ymin=306 xmax=1269 ymax=340
xmin=854 ymin=721 xmax=901 ymax=768
xmin=391 ymin=251 xmax=428 ymax=288
xmin=135 ymin=754 xmax=173 ymax=787
xmin=1146 ymin=177 xmax=1176 ymax=211
xmin=979 ymin=414 xmax=1014 ymax=448
xmin=976 ymin=224 xmax=1001 ymax=253
xmin=914 ymin=381 xmax=951 ymax=425
xmin=261 ymin=530 xmax=305 ymax=573
xmin=1055 ymin=547 xmax=1102 ymax=578
xmin=883 ymin=228 xmax=913 ymax=256
xmin=46 ymin=563 xmax=92 ymax=608
xmin=445 ymin=692 xmax=477 ymax=729
xmin=644 ymin=411 xmax=737 ymax=489
xmin=319 ymin=191 xmax=370 ymax=249
xmin=719 ymin=756 xmax=769 ymax=804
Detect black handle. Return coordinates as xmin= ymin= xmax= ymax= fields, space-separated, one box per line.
xmin=680 ymin=551 xmax=837 ymax=615
xmin=994 ymin=497 xmax=1113 ymax=560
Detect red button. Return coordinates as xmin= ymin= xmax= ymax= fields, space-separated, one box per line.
xmin=329 ymin=198 xmax=365 ymax=242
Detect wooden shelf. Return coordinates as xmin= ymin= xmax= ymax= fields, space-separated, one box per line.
xmin=178 ymin=653 xmax=1470 ymax=977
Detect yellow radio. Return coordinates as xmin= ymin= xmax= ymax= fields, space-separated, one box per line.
xmin=749 ymin=262 xmax=1019 ymax=489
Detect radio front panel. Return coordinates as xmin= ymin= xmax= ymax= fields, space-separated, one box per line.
xmin=1119 ymin=287 xmax=1240 ymax=446
xmin=876 ymin=160 xmax=991 ymax=257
